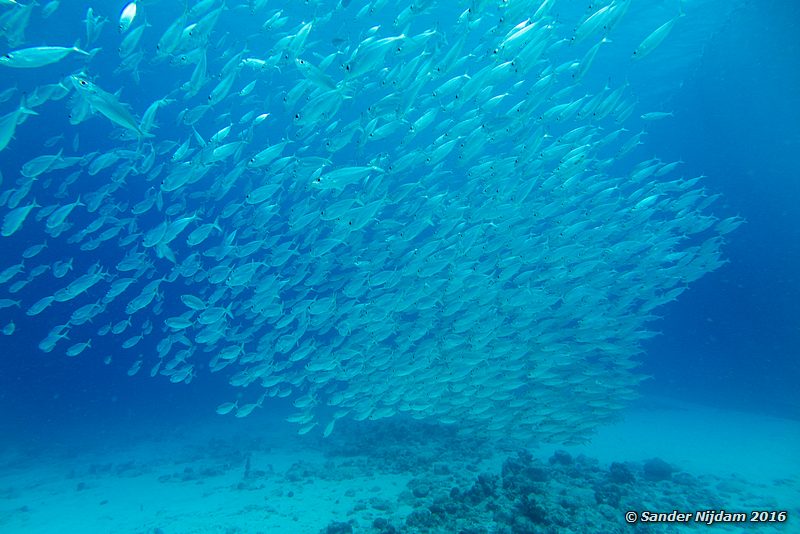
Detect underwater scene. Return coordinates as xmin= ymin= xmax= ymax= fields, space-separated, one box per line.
xmin=0 ymin=0 xmax=798 ymax=532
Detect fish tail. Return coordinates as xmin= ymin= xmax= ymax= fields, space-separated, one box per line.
xmin=71 ymin=39 xmax=90 ymax=57
xmin=19 ymin=105 xmax=38 ymax=116
xmin=336 ymin=80 xmax=356 ymax=100
xmin=17 ymin=94 xmax=38 ymax=116
xmin=191 ymin=125 xmax=206 ymax=147
xmin=137 ymin=120 xmax=156 ymax=140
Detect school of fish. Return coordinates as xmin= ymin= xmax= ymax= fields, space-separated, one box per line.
xmin=0 ymin=0 xmax=742 ymax=443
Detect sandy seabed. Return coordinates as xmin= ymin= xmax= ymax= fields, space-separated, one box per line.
xmin=1 ymin=397 xmax=797 ymax=534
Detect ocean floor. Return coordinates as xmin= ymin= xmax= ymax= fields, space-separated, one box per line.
xmin=0 ymin=397 xmax=797 ymax=534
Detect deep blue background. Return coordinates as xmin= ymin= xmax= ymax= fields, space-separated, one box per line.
xmin=640 ymin=1 xmax=800 ymax=416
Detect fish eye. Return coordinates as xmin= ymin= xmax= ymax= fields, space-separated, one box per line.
xmin=80 ymin=80 xmax=88 ymax=86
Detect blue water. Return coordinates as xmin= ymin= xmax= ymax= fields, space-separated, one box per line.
xmin=638 ymin=1 xmax=800 ymax=415
xmin=0 ymin=1 xmax=798 ymax=532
